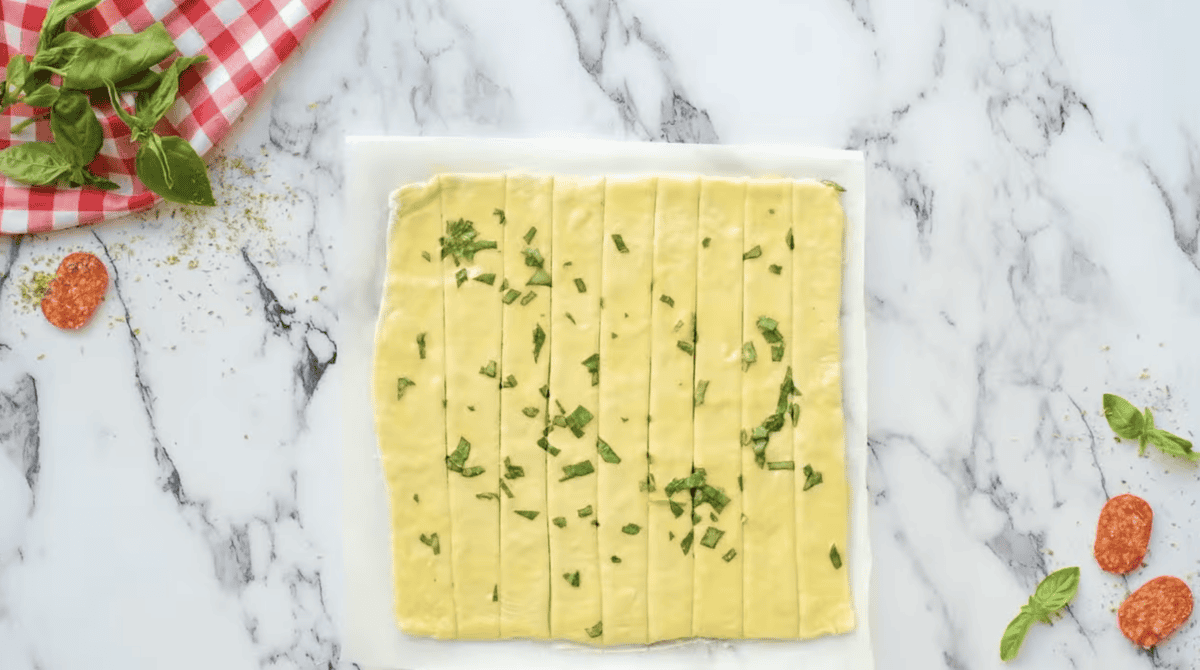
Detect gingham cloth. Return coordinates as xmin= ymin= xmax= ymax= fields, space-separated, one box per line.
xmin=0 ymin=0 xmax=333 ymax=234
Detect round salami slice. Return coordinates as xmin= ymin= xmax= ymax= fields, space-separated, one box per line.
xmin=40 ymin=252 xmax=109 ymax=330
xmin=1094 ymin=493 xmax=1153 ymax=574
xmin=1119 ymin=576 xmax=1193 ymax=648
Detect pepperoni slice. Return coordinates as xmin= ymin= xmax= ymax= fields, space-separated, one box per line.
xmin=1094 ymin=493 xmax=1153 ymax=574
xmin=40 ymin=252 xmax=109 ymax=330
xmin=1119 ymin=576 xmax=1193 ymax=648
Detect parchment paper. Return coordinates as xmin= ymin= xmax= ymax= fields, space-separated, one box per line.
xmin=340 ymin=137 xmax=872 ymax=670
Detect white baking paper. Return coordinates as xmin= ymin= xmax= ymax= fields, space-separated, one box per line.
xmin=340 ymin=137 xmax=872 ymax=670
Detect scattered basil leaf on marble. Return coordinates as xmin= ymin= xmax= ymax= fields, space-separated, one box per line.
xmin=1102 ymin=393 xmax=1198 ymax=461
xmin=1102 ymin=394 xmax=1143 ymax=440
xmin=998 ymin=566 xmax=1079 ymax=662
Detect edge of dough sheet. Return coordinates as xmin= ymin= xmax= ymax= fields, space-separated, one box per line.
xmin=341 ymin=136 xmax=873 ymax=670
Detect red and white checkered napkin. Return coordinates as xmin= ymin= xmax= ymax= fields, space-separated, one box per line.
xmin=0 ymin=0 xmax=334 ymax=234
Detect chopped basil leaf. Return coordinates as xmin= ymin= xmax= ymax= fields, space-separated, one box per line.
xmin=660 ymin=294 xmax=675 ymax=307
xmin=698 ymin=485 xmax=730 ymax=513
xmin=524 ymin=226 xmax=537 ymax=243
xmin=710 ymin=512 xmax=718 ymax=522
xmin=692 ymin=513 xmax=702 ymax=525
xmin=559 ymin=460 xmax=595 ymax=481
xmin=742 ymin=342 xmax=757 ymax=371
xmin=419 ymin=532 xmax=441 ymax=555
xmin=669 ymin=531 xmax=675 ymax=541
xmin=527 ymin=268 xmax=552 ymax=286
xmin=769 ymin=208 xmax=775 ymax=215
xmin=677 ymin=340 xmax=695 ymax=356
xmin=830 ymin=544 xmax=843 ymax=569
xmin=413 ymin=494 xmax=420 ymax=503
xmin=600 ymin=298 xmax=605 ymax=309
xmin=441 ymin=219 xmax=498 ymax=265
xmin=553 ymin=516 xmax=567 ymax=528
xmin=768 ymin=264 xmax=782 ymax=275
xmin=673 ymin=319 xmax=684 ymax=332
xmin=523 ymin=247 xmax=545 ymax=268
xmin=468 ymin=406 xmax=475 ymax=412
xmin=493 ymin=584 xmax=499 ymax=602
xmin=767 ymin=461 xmax=795 ymax=470
xmin=473 ymin=272 xmax=497 ymax=285
xmin=803 ymin=464 xmax=823 ymax=490
xmin=539 ymin=385 xmax=550 ymax=399
xmin=446 ymin=437 xmax=471 ymax=472
xmin=681 ymin=530 xmax=694 ymax=555
xmin=771 ymin=343 xmax=785 ymax=362
xmin=639 ymin=473 xmax=657 ymax=493
xmin=503 ymin=289 xmax=521 ymax=304
xmin=702 ymin=237 xmax=712 ymax=248
xmin=578 ymin=505 xmax=593 ymax=518
xmin=522 ymin=406 xmax=540 ymax=418
xmin=694 ymin=380 xmax=709 ymax=406
xmin=743 ymin=246 xmax=762 ymax=260
xmin=563 ymin=571 xmax=580 ymax=587
xmin=504 ymin=457 xmax=525 ymax=480
xmin=455 ymin=268 xmax=468 ymax=287
xmin=533 ymin=324 xmax=546 ymax=362
xmin=621 ymin=523 xmax=641 ymax=535
xmin=397 ymin=377 xmax=416 ymax=400
xmin=417 ymin=334 xmax=427 ymax=359
xmin=786 ymin=228 xmax=794 ymax=250
xmin=422 ymin=251 xmax=432 ymax=262
xmin=722 ymin=548 xmax=737 ymax=562
xmin=461 ymin=466 xmax=485 ymax=477
xmin=585 ymin=621 xmax=603 ymax=638
xmin=700 ymin=526 xmax=725 ymax=549
xmin=596 ymin=437 xmax=621 ymax=463
xmin=665 ymin=469 xmax=707 ymax=497
xmin=738 ymin=475 xmax=743 ymax=491
xmin=611 ymin=332 xmax=618 ymax=339
xmin=565 ymin=405 xmax=594 ymax=437
xmin=564 ymin=261 xmax=573 ymax=267
xmin=476 ymin=492 xmax=499 ymax=500
xmin=537 ymin=438 xmax=561 ymax=457
xmin=790 ymin=402 xmax=800 ymax=426
xmin=574 ymin=278 xmax=587 ymax=293
xmin=499 ymin=479 xmax=514 ymax=498
xmin=480 ymin=360 xmax=498 ymax=378
xmin=553 ymin=416 xmax=567 ymax=428
xmin=566 ymin=312 xmax=577 ymax=325
xmin=611 ymin=555 xmax=622 ymax=563
xmin=669 ymin=500 xmax=685 ymax=518
xmin=493 ymin=208 xmax=506 ymax=224
xmin=515 ymin=510 xmax=540 ymax=520
xmin=822 ymin=179 xmax=846 ymax=192
xmin=502 ymin=375 xmax=518 ymax=388
xmin=612 ymin=234 xmax=629 ymax=253
xmin=499 ymin=278 xmax=509 ymax=292
xmin=757 ymin=316 xmax=781 ymax=340
xmin=520 ymin=291 xmax=537 ymax=306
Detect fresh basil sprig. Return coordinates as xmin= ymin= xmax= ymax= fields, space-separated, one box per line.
xmin=0 ymin=0 xmax=213 ymax=205
xmin=1102 ymin=393 xmax=1198 ymax=461
xmin=999 ymin=566 xmax=1079 ymax=661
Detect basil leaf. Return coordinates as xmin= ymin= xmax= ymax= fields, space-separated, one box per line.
xmin=596 ymin=437 xmax=621 ymax=464
xmin=1145 ymin=429 xmax=1200 ymax=461
xmin=577 ymin=505 xmax=593 ymax=517
xmin=50 ymin=90 xmax=102 ymax=167
xmin=829 ymin=544 xmax=842 ymax=569
xmin=533 ymin=324 xmax=546 ymax=362
xmin=135 ymin=133 xmax=216 ymax=205
xmin=37 ymin=0 xmax=102 ymax=52
xmin=563 ymin=571 xmax=580 ymax=587
xmin=59 ymin=23 xmax=176 ymax=90
xmin=21 ymin=83 xmax=60 ymax=109
xmin=514 ymin=510 xmax=539 ymax=520
xmin=585 ymin=621 xmax=602 ymax=638
xmin=699 ymin=527 xmax=725 ymax=549
xmin=552 ymin=516 xmax=567 ymax=528
xmin=0 ymin=142 xmax=71 ymax=185
xmin=620 ymin=523 xmax=640 ymax=535
xmin=4 ymin=55 xmax=30 ymax=105
xmin=1102 ymin=394 xmax=1144 ymax=440
xmin=78 ymin=169 xmax=118 ymax=190
xmin=559 ymin=460 xmax=594 ymax=481
xmin=134 ymin=55 xmax=207 ymax=127
xmin=1031 ymin=566 xmax=1079 ymax=612
xmin=999 ymin=611 xmax=1034 ymax=661
xmin=680 ymin=530 xmax=694 ymax=555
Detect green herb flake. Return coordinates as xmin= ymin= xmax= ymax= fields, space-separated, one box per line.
xmin=499 ymin=479 xmax=514 ymax=498
xmin=640 ymin=473 xmax=657 ymax=492
xmin=694 ymin=380 xmax=710 ymax=407
xmin=702 ymin=237 xmax=712 ymax=248
xmin=738 ymin=475 xmax=743 ymax=491
xmin=578 ymin=505 xmax=593 ymax=518
xmin=698 ymin=485 xmax=730 ymax=514
xmin=520 ymin=291 xmax=538 ymax=306
xmin=493 ymin=584 xmax=499 ymax=602
xmin=669 ymin=531 xmax=676 ymax=541
xmin=537 ymin=438 xmax=561 ymax=457
xmin=446 ymin=437 xmax=471 ymax=473
xmin=821 ymin=179 xmax=846 ymax=193
xmin=700 ymin=526 xmax=725 ymax=549
xmin=767 ymin=460 xmax=795 ymax=471
xmin=612 ymin=234 xmax=629 ymax=253
xmin=499 ymin=278 xmax=509 ymax=292
xmin=585 ymin=621 xmax=603 ymax=638
xmin=677 ymin=340 xmax=695 ymax=356
xmin=742 ymin=342 xmax=757 ymax=371
xmin=611 ymin=555 xmax=622 ymax=563
xmin=768 ymin=264 xmax=782 ymax=275
xmin=441 ymin=219 xmax=498 ymax=265
xmin=493 ymin=208 xmax=506 ymax=224
xmin=455 ymin=268 xmax=468 ymax=287
xmin=515 ymin=510 xmax=540 ymax=520
xmin=743 ymin=246 xmax=762 ymax=260
xmin=681 ymin=530 xmax=695 ymax=555
xmin=503 ymin=289 xmax=521 ymax=304
xmin=803 ymin=464 xmax=823 ymax=491
xmin=523 ymin=247 xmax=545 ymax=268
xmin=722 ymin=548 xmax=737 ymax=562
xmin=422 ymin=251 xmax=432 ymax=262
xmin=692 ymin=513 xmax=702 ymax=525
xmin=829 ymin=544 xmax=842 ymax=569
xmin=786 ymin=228 xmax=794 ymax=250
xmin=522 ymin=226 xmax=537 ymax=244
xmin=565 ymin=405 xmax=595 ymax=438
xmin=396 ymin=377 xmax=416 ymax=400
xmin=709 ymin=512 xmax=718 ymax=523
xmin=621 ymin=523 xmax=641 ymax=535
xmin=563 ymin=571 xmax=580 ymax=587
xmin=790 ymin=403 xmax=800 ymax=426
xmin=596 ymin=437 xmax=621 ymax=464
xmin=476 ymin=492 xmax=499 ymax=500
xmin=574 ymin=278 xmax=587 ymax=293
xmin=533 ymin=324 xmax=547 ymax=362
xmin=668 ymin=500 xmax=685 ymax=518
xmin=540 ymin=385 xmax=550 ymax=399
xmin=416 ymin=333 xmax=427 ymax=359
xmin=461 ymin=466 xmax=485 ymax=478
xmin=566 ymin=312 xmax=577 ymax=325
xmin=419 ymin=532 xmax=441 ymax=555
xmin=480 ymin=360 xmax=498 ymax=378
xmin=660 ymin=294 xmax=675 ymax=307
xmin=771 ymin=343 xmax=785 ymax=361
xmin=473 ymin=272 xmax=497 ymax=286
xmin=559 ymin=460 xmax=595 ymax=481
xmin=502 ymin=375 xmax=518 ymax=388
xmin=665 ymin=469 xmax=707 ymax=497
xmin=522 ymin=406 xmax=540 ymax=418
xmin=413 ymin=494 xmax=420 ymax=503
xmin=504 ymin=457 xmax=525 ymax=480
xmin=527 ymin=268 xmax=552 ymax=287
xmin=553 ymin=516 xmax=567 ymax=528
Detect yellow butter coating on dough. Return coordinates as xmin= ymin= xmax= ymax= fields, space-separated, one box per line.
xmin=374 ymin=180 xmax=456 ymax=638
xmin=440 ymin=174 xmax=506 ymax=639
xmin=793 ymin=182 xmax=855 ymax=638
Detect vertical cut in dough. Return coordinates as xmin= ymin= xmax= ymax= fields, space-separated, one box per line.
xmin=596 ymin=176 xmax=655 ymax=645
xmin=440 ymin=174 xmax=506 ymax=639
xmin=547 ymin=176 xmax=606 ymax=643
xmin=646 ymin=177 xmax=700 ymax=642
xmin=498 ymin=176 xmax=554 ymax=639
xmin=691 ymin=177 xmax=745 ymax=639
xmin=793 ymin=182 xmax=856 ymax=638
xmin=740 ymin=179 xmax=799 ymax=638
xmin=375 ymin=180 xmax=456 ymax=638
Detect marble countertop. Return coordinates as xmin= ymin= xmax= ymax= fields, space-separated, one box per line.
xmin=2 ymin=1 xmax=1200 ymax=669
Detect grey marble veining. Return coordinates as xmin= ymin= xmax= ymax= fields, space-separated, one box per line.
xmin=2 ymin=1 xmax=1200 ymax=668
